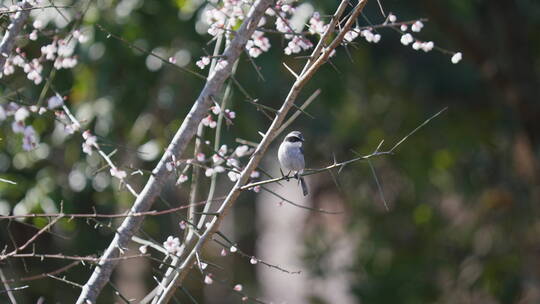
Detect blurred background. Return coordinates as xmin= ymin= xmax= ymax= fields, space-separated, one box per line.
xmin=1 ymin=0 xmax=540 ymax=303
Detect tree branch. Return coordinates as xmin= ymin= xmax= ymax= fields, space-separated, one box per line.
xmin=0 ymin=0 xmax=32 ymax=69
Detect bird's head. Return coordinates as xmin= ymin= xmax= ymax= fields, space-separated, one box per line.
xmin=284 ymin=131 xmax=304 ymax=144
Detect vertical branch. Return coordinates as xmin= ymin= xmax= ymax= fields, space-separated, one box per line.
xmin=0 ymin=1 xmax=32 ymax=69
xmin=75 ymin=0 xmax=274 ymax=303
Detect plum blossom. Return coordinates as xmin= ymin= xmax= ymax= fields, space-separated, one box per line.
xmin=47 ymin=95 xmax=64 ymax=109
xmin=12 ymin=121 xmax=25 ymax=133
xmin=176 ymin=174 xmax=188 ymax=185
xmin=24 ymin=59 xmax=43 ymax=84
xmin=451 ymin=52 xmax=462 ymax=64
xmin=14 ymin=107 xmax=29 ymax=122
xmin=226 ymin=157 xmax=239 ymax=168
xmin=205 ymin=168 xmax=214 ymax=177
xmin=29 ymin=30 xmax=38 ymax=41
xmin=33 ymin=20 xmax=44 ymax=30
xmin=344 ymin=30 xmax=359 ymax=43
xmin=360 ymin=29 xmax=381 ymax=43
xmin=229 ymin=245 xmax=237 ymax=252
xmin=196 ymin=152 xmax=205 ymax=162
xmin=221 ymin=248 xmax=227 ymax=256
xmin=179 ymin=220 xmax=187 ymax=230
xmin=234 ymin=145 xmax=250 ymax=157
xmin=163 ymin=236 xmax=181 ymax=254
xmin=228 ymin=171 xmax=240 ymax=182
xmin=411 ymin=21 xmax=424 ymax=32
xmin=204 ymin=274 xmax=213 ymax=285
xmin=224 ymin=109 xmax=235 ymax=119
xmin=250 ymin=256 xmax=258 ymax=264
xmin=211 ymin=104 xmax=221 ymax=115
xmin=139 ymin=245 xmax=148 ymax=254
xmin=308 ymin=12 xmax=327 ymax=35
xmin=82 ymin=130 xmax=97 ymax=155
xmin=22 ymin=126 xmax=38 ymax=151
xmin=388 ymin=13 xmax=397 ymax=23
xmin=72 ymin=30 xmax=88 ymax=43
xmin=110 ymin=167 xmax=127 ymax=179
xmin=284 ymin=36 xmax=313 ymax=55
xmin=234 ymin=284 xmax=243 ymax=292
xmin=246 ymin=31 xmax=271 ymax=58
xmin=400 ymin=33 xmax=414 ymax=46
xmin=41 ymin=41 xmax=57 ymax=60
xmin=196 ymin=56 xmax=210 ymax=69
xmin=212 ymin=153 xmax=224 ymax=165
xmin=400 ymin=24 xmax=408 ymax=31
xmin=202 ymin=115 xmax=217 ymax=128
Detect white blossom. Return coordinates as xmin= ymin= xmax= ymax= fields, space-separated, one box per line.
xmin=400 ymin=33 xmax=414 ymax=46
xmin=163 ymin=236 xmax=180 ymax=254
xmin=47 ymin=96 xmax=64 ymax=109
xmin=411 ymin=21 xmax=424 ymax=32
xmin=196 ymin=56 xmax=210 ymax=69
xmin=14 ymin=107 xmax=29 ymax=122
xmin=22 ymin=126 xmax=37 ymax=151
xmin=234 ymin=145 xmax=250 ymax=157
xmin=388 ymin=13 xmax=397 ymax=23
xmin=196 ymin=152 xmax=205 ymax=162
xmin=29 ymin=30 xmax=38 ymax=41
xmin=110 ymin=167 xmax=127 ymax=179
xmin=344 ymin=30 xmax=359 ymax=43
xmin=421 ymin=41 xmax=434 ymax=52
xmin=176 ymin=174 xmax=188 ymax=185
xmin=227 ymin=171 xmax=240 ymax=182
xmin=451 ymin=52 xmax=462 ymax=64
xmin=309 ymin=12 xmax=327 ymax=35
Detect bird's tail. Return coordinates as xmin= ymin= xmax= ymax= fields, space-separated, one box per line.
xmin=299 ymin=176 xmax=308 ymax=196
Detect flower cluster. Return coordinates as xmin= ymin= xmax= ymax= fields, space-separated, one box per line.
xmin=82 ymin=130 xmax=97 ymax=155
xmin=201 ymin=104 xmax=236 ymax=128
xmin=344 ymin=28 xmax=381 ymax=44
xmin=0 ymin=19 xmax=86 ymax=84
xmin=387 ymin=14 xmax=462 ymax=63
xmin=0 ymin=102 xmax=47 ymax=151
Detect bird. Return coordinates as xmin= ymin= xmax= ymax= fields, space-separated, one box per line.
xmin=278 ymin=130 xmax=308 ymax=196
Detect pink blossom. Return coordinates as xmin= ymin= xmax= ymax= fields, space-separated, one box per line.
xmin=196 ymin=56 xmax=210 ymax=69
xmin=176 ymin=174 xmax=188 ymax=185
xmin=110 ymin=167 xmax=127 ymax=179
xmin=163 ymin=236 xmax=181 ymax=254
xmin=233 ymin=284 xmax=243 ymax=292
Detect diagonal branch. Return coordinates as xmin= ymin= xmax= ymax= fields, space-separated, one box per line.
xmin=75 ymin=0 xmax=274 ymax=302
xmin=0 ymin=0 xmax=32 ymax=69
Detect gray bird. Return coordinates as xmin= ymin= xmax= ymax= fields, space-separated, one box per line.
xmin=278 ymin=131 xmax=308 ymax=196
